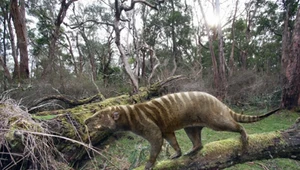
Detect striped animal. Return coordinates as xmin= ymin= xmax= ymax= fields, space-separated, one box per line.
xmin=85 ymin=91 xmax=279 ymax=170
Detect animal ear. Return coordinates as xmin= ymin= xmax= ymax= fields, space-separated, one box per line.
xmin=113 ymin=112 xmax=120 ymax=120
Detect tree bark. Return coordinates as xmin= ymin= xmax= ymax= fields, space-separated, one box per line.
xmin=134 ymin=118 xmax=300 ymax=170
xmin=64 ymin=32 xmax=78 ymax=76
xmin=80 ymin=29 xmax=97 ymax=81
xmin=0 ymin=55 xmax=12 ymax=82
xmin=242 ymin=1 xmax=258 ymax=70
xmin=29 ymin=93 xmax=106 ymax=112
xmin=10 ymin=0 xmax=29 ymax=80
xmin=7 ymin=8 xmax=19 ymax=80
xmin=76 ymin=33 xmax=84 ymax=76
xmin=114 ymin=0 xmax=139 ymax=92
xmin=281 ymin=3 xmax=291 ymax=75
xmin=281 ymin=7 xmax=300 ymax=109
xmin=101 ymin=31 xmax=114 ymax=87
xmin=170 ymin=0 xmax=178 ymax=76
xmin=1 ymin=4 xmax=13 ymax=84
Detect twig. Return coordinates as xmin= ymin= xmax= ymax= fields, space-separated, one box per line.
xmin=0 ymin=129 xmax=116 ymax=168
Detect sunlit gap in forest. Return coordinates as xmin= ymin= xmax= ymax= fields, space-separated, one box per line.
xmin=205 ymin=10 xmax=219 ymax=28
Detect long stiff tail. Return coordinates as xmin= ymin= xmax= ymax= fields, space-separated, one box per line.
xmin=229 ymin=108 xmax=281 ymax=123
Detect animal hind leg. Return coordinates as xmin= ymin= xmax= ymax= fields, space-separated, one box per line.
xmin=211 ymin=121 xmax=248 ymax=152
xmin=163 ymin=132 xmax=182 ymax=159
xmin=184 ymin=126 xmax=203 ymax=155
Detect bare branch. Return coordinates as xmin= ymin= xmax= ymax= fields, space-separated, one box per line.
xmin=120 ymin=0 xmax=165 ymax=12
xmin=145 ymin=44 xmax=160 ymax=84
xmin=64 ymin=19 xmax=114 ymax=29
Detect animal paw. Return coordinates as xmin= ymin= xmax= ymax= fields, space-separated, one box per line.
xmin=184 ymin=145 xmax=203 ymax=156
xmin=169 ymin=151 xmax=182 ymax=159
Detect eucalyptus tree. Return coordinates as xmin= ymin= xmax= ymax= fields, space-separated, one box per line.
xmin=0 ymin=0 xmax=13 ymax=87
xmin=281 ymin=5 xmax=300 ymax=109
xmin=0 ymin=0 xmax=29 ymax=83
xmin=10 ymin=0 xmax=29 ymax=80
xmin=66 ymin=1 xmax=116 ymax=85
xmin=28 ymin=0 xmax=77 ymax=81
xmin=113 ymin=0 xmax=165 ymax=92
xmin=144 ymin=0 xmax=193 ymax=78
xmin=198 ymin=0 xmax=229 ymax=98
xmin=280 ymin=0 xmax=299 ymax=73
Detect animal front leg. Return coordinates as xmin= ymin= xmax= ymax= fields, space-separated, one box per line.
xmin=145 ymin=137 xmax=163 ymax=170
xmin=142 ymin=125 xmax=163 ymax=170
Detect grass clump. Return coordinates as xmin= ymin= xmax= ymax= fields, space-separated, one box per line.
xmin=0 ymin=97 xmax=70 ymax=170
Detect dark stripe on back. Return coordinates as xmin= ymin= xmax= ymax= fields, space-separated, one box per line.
xmin=161 ymin=97 xmax=172 ymax=119
xmin=152 ymin=100 xmax=168 ymax=118
xmin=173 ymin=93 xmax=184 ymax=108
xmin=138 ymin=104 xmax=157 ymax=123
xmin=144 ymin=103 xmax=165 ymax=127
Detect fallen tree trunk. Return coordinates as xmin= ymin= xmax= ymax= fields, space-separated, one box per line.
xmin=29 ymin=93 xmax=106 ymax=112
xmin=0 ymin=75 xmax=184 ymax=169
xmin=32 ymin=75 xmax=185 ymax=162
xmin=134 ymin=118 xmax=300 ymax=170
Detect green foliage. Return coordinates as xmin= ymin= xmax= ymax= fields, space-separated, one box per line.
xmin=144 ymin=0 xmax=194 ymax=70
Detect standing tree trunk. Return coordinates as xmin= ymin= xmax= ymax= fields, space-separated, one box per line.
xmin=7 ymin=8 xmax=19 ymax=80
xmin=0 ymin=4 xmax=12 ymax=84
xmin=170 ymin=0 xmax=178 ymax=76
xmin=101 ymin=33 xmax=114 ymax=87
xmin=228 ymin=0 xmax=239 ymax=77
xmin=43 ymin=0 xmax=77 ymax=80
xmin=216 ymin=0 xmax=227 ymax=99
xmin=76 ymin=33 xmax=84 ymax=76
xmin=80 ymin=30 xmax=97 ymax=81
xmin=0 ymin=55 xmax=12 ymax=83
xmin=114 ymin=0 xmax=139 ymax=92
xmin=281 ymin=3 xmax=291 ymax=74
xmin=113 ymin=0 xmax=163 ymax=92
xmin=281 ymin=7 xmax=300 ymax=109
xmin=199 ymin=1 xmax=220 ymax=93
xmin=64 ymin=32 xmax=78 ymax=76
xmin=10 ymin=0 xmax=29 ymax=80
xmin=242 ymin=1 xmax=258 ymax=70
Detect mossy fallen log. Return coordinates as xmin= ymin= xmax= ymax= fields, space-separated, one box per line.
xmin=30 ymin=75 xmax=184 ymax=163
xmin=134 ymin=118 xmax=300 ymax=170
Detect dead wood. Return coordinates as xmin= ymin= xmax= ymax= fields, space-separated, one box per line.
xmin=29 ymin=93 xmax=105 ymax=112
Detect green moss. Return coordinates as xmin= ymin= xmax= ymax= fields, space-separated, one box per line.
xmin=227 ymin=158 xmax=300 ymax=170
xmin=32 ymin=114 xmax=58 ymax=120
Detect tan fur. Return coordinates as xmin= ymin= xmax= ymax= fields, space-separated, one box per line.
xmin=85 ymin=91 xmax=280 ymax=170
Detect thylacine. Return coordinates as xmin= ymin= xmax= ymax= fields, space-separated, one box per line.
xmin=85 ymin=91 xmax=280 ymax=170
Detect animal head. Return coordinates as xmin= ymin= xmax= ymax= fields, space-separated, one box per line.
xmin=84 ymin=107 xmax=120 ymax=131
